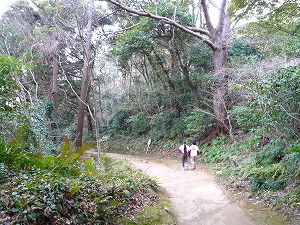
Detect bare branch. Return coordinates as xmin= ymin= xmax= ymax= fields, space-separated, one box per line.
xmin=104 ymin=0 xmax=216 ymax=50
xmin=186 ymin=26 xmax=211 ymax=36
xmin=217 ymin=0 xmax=229 ymax=32
xmin=201 ymin=0 xmax=215 ymax=35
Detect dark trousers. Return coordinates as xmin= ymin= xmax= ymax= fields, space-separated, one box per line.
xmin=182 ymin=153 xmax=188 ymax=168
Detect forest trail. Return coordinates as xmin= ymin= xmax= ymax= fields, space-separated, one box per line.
xmin=106 ymin=153 xmax=289 ymax=225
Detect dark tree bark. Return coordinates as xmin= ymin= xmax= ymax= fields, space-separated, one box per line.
xmin=86 ymin=96 xmax=93 ymax=134
xmin=75 ymin=0 xmax=94 ymax=148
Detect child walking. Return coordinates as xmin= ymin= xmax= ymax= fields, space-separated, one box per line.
xmin=189 ymin=140 xmax=199 ymax=170
xmin=178 ymin=141 xmax=189 ymax=171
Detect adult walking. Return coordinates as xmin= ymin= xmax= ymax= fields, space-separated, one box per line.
xmin=189 ymin=140 xmax=200 ymax=170
xmin=178 ymin=141 xmax=189 ymax=171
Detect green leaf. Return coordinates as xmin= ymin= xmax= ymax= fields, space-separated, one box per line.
xmin=123 ymin=189 xmax=130 ymax=198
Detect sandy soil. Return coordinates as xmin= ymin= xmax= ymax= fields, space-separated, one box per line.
xmin=107 ymin=153 xmax=292 ymax=225
xmin=109 ymin=154 xmax=255 ymax=225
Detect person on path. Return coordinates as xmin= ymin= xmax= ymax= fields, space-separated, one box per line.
xmin=189 ymin=140 xmax=200 ymax=170
xmin=178 ymin=141 xmax=189 ymax=171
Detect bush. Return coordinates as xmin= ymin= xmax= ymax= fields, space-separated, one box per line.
xmin=0 ymin=56 xmax=29 ymax=140
xmin=184 ymin=111 xmax=212 ymax=138
xmin=247 ymin=163 xmax=285 ymax=191
xmin=201 ymin=136 xmax=229 ymax=163
xmin=232 ymin=66 xmax=300 ymax=138
xmin=148 ymin=112 xmax=173 ymax=140
xmin=252 ymin=143 xmax=285 ymax=166
xmin=128 ymin=112 xmax=148 ymax=135
xmin=0 ymin=140 xmax=160 ymax=224
xmin=228 ymin=37 xmax=259 ymax=66
xmin=108 ymin=109 xmax=131 ymax=135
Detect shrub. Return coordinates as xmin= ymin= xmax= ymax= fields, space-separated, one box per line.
xmin=128 ymin=112 xmax=148 ymax=135
xmin=0 ymin=56 xmax=29 ymax=140
xmin=148 ymin=112 xmax=172 ymax=140
xmin=252 ymin=143 xmax=285 ymax=166
xmin=228 ymin=37 xmax=259 ymax=65
xmin=108 ymin=109 xmax=131 ymax=135
xmin=0 ymin=139 xmax=160 ymax=224
xmin=184 ymin=111 xmax=212 ymax=138
xmin=231 ymin=66 xmax=300 ymax=138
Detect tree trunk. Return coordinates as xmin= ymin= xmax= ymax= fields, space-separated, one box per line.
xmin=52 ymin=54 xmax=59 ymax=117
xmin=211 ymin=3 xmax=231 ymax=135
xmin=87 ymin=110 xmax=93 ymax=133
xmin=75 ymin=0 xmax=94 ymax=148
xmin=212 ymin=47 xmax=229 ymax=134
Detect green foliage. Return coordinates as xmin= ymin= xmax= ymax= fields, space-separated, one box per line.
xmin=271 ymin=32 xmax=300 ymax=57
xmin=0 ymin=56 xmax=21 ymax=110
xmin=0 ymin=141 xmax=44 ymax=171
xmin=201 ymin=136 xmax=230 ymax=164
xmin=0 ymin=56 xmax=30 ymax=140
xmin=0 ymin=57 xmax=59 ymax=154
xmin=228 ymin=37 xmax=259 ymax=65
xmin=244 ymin=143 xmax=286 ymax=191
xmin=147 ymin=0 xmax=193 ymax=26
xmin=236 ymin=21 xmax=300 ymax=58
xmin=282 ymin=184 xmax=300 ymax=208
xmin=0 ymin=137 xmax=161 ymax=224
xmin=184 ymin=111 xmax=212 ymax=138
xmin=108 ymin=0 xmax=214 ymax=144
xmin=281 ymin=152 xmax=300 ymax=182
xmin=189 ymin=42 xmax=212 ymax=74
xmin=169 ymin=116 xmax=187 ymax=140
xmin=231 ymin=66 xmax=300 ymax=138
xmin=23 ymin=101 xmax=60 ymax=155
xmin=108 ymin=109 xmax=131 ymax=135
xmin=246 ymin=163 xmax=284 ymax=191
xmin=128 ymin=112 xmax=148 ymax=135
xmin=149 ymin=112 xmax=172 ymax=140
xmin=201 ymin=133 xmax=300 ymax=212
xmin=230 ymin=0 xmax=300 ymax=31
xmin=43 ymin=138 xmax=95 ymax=176
xmin=288 ymin=146 xmax=300 ymax=154
xmin=252 ymin=143 xmax=285 ymax=166
xmin=44 ymin=101 xmax=54 ymax=119
xmin=242 ymin=141 xmax=299 ymax=191
xmin=113 ymin=27 xmax=155 ymax=67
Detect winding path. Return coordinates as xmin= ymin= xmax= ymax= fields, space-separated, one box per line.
xmin=107 ymin=153 xmax=288 ymax=225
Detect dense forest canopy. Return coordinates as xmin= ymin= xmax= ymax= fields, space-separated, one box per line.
xmin=1 ymin=0 xmax=298 ymax=145
xmin=0 ymin=0 xmax=299 ymax=223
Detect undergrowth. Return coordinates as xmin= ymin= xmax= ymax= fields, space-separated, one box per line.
xmin=0 ymin=138 xmax=173 ymax=224
xmin=200 ymin=134 xmax=300 ymax=222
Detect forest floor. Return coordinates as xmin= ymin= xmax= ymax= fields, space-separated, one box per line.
xmin=105 ymin=153 xmax=297 ymax=225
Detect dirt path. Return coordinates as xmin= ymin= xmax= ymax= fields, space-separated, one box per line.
xmin=107 ymin=153 xmax=291 ymax=225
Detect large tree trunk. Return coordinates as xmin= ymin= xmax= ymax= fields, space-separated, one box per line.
xmin=202 ymin=0 xmax=231 ymax=135
xmin=212 ymin=46 xmax=229 ymax=134
xmin=75 ymin=0 xmax=94 ymax=148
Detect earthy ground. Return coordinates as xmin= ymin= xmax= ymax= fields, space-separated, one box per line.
xmin=107 ymin=153 xmax=294 ymax=225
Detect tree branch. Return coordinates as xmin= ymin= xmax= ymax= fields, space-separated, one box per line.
xmin=104 ymin=0 xmax=216 ymax=50
xmin=201 ymin=0 xmax=215 ymax=35
xmin=186 ymin=26 xmax=211 ymax=36
xmin=217 ymin=0 xmax=228 ymax=32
